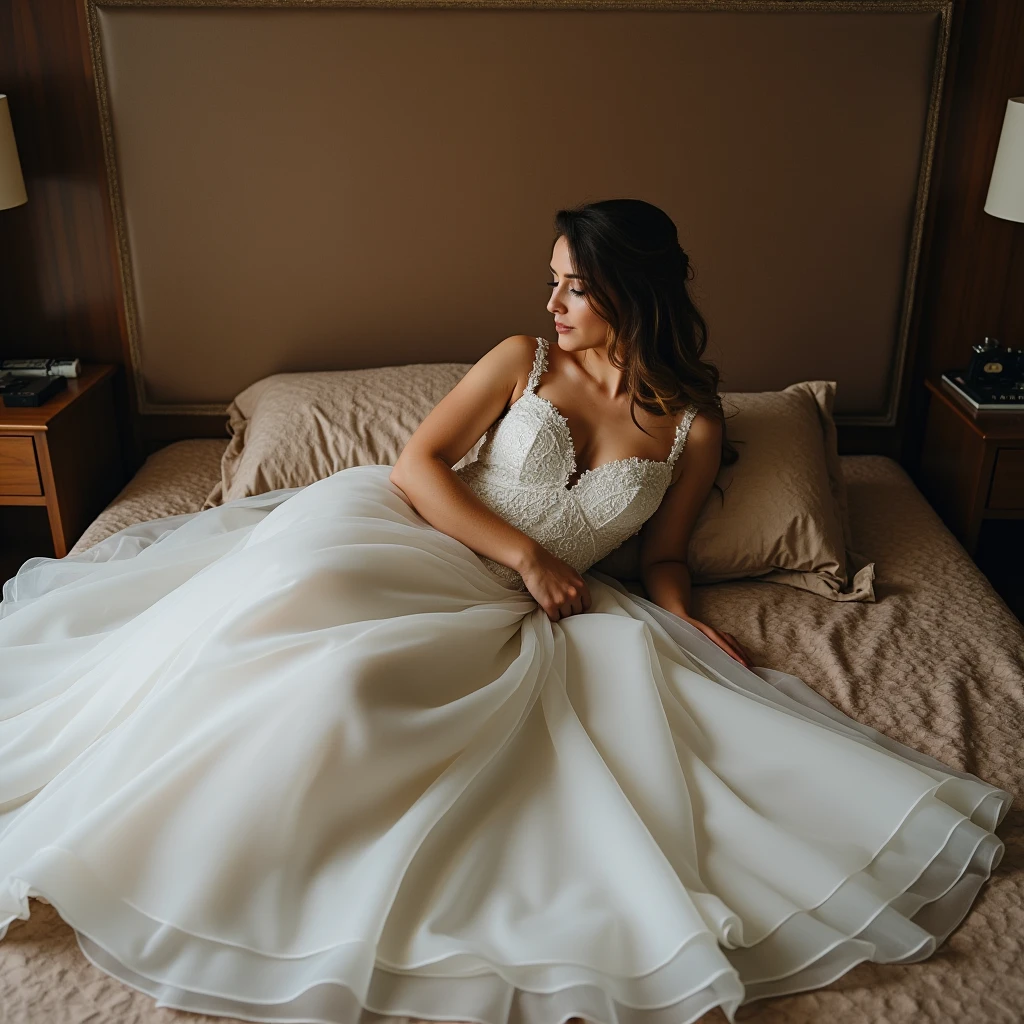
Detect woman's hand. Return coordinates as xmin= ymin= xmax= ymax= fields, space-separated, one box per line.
xmin=681 ymin=615 xmax=753 ymax=669
xmin=518 ymin=545 xmax=592 ymax=621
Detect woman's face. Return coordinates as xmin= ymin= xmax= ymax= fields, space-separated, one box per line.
xmin=546 ymin=234 xmax=610 ymax=353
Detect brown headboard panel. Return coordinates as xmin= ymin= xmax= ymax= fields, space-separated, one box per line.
xmin=86 ymin=0 xmax=950 ymax=427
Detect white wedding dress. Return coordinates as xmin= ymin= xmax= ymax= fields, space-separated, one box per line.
xmin=0 ymin=336 xmax=1010 ymax=1024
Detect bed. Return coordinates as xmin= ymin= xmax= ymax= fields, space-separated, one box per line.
xmin=3 ymin=0 xmax=1023 ymax=1021
xmin=2 ymin=439 xmax=1020 ymax=1024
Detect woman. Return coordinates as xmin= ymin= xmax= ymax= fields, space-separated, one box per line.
xmin=391 ymin=200 xmax=746 ymax=663
xmin=0 ymin=199 xmax=1009 ymax=1024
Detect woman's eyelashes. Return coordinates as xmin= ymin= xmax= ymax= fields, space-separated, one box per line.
xmin=546 ymin=281 xmax=585 ymax=297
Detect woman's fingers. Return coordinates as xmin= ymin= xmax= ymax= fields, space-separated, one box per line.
xmin=719 ymin=631 xmax=752 ymax=668
xmin=688 ymin=618 xmax=753 ymax=669
xmin=724 ymin=643 xmax=748 ymax=668
xmin=562 ymin=583 xmax=586 ymax=619
xmin=539 ymin=577 xmax=592 ymax=620
xmin=729 ymin=636 xmax=753 ymax=665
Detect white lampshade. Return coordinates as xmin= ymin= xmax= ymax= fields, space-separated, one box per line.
xmin=0 ymin=94 xmax=27 ymax=211
xmin=984 ymin=96 xmax=1024 ymax=223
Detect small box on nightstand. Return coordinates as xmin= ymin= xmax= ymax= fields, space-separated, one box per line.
xmin=0 ymin=363 xmax=125 ymax=559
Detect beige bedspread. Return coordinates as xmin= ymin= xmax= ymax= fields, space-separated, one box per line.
xmin=4 ymin=444 xmax=1023 ymax=1024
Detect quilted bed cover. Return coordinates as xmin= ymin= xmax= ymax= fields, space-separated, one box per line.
xmin=2 ymin=440 xmax=1022 ymax=1024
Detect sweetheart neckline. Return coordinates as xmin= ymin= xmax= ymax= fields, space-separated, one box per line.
xmin=520 ymin=391 xmax=678 ymax=492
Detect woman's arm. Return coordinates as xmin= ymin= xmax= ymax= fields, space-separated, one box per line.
xmin=638 ymin=412 xmax=753 ymax=668
xmin=638 ymin=410 xmax=722 ymax=618
xmin=392 ymin=335 xmax=593 ymax=620
xmin=389 ymin=335 xmax=546 ymax=576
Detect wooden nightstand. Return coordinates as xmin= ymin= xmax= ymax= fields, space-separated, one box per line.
xmin=917 ymin=375 xmax=1024 ymax=557
xmin=0 ymin=363 xmax=125 ymax=558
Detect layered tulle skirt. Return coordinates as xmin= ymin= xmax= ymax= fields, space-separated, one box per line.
xmin=0 ymin=464 xmax=1010 ymax=1024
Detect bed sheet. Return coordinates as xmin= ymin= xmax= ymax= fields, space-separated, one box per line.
xmin=3 ymin=442 xmax=1021 ymax=1024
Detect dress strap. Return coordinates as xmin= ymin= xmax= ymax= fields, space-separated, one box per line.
xmin=524 ymin=336 xmax=549 ymax=394
xmin=666 ymin=403 xmax=699 ymax=468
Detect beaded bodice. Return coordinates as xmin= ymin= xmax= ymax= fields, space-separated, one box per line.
xmin=454 ymin=336 xmax=698 ymax=590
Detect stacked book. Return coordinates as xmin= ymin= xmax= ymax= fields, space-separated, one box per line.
xmin=941 ymin=372 xmax=1024 ymax=411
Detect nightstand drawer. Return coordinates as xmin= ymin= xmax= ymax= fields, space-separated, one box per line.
xmin=0 ymin=435 xmax=42 ymax=496
xmin=989 ymin=449 xmax=1024 ymax=509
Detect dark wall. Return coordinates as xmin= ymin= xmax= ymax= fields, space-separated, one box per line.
xmin=0 ymin=0 xmax=1022 ymax=471
xmin=0 ymin=0 xmax=137 ymax=470
xmin=901 ymin=0 xmax=1024 ymax=473
xmin=0 ymin=1 xmax=127 ymax=361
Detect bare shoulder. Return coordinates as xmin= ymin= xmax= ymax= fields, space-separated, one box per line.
xmin=485 ymin=334 xmax=538 ymax=377
xmin=497 ymin=333 xmax=540 ymax=361
xmin=480 ymin=334 xmax=539 ymax=399
xmin=684 ymin=407 xmax=723 ymax=449
xmin=668 ymin=406 xmax=722 ymax=486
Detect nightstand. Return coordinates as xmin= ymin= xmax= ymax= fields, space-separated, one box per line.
xmin=917 ymin=375 xmax=1024 ymax=558
xmin=0 ymin=363 xmax=125 ymax=558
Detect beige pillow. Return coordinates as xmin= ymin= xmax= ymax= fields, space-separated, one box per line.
xmin=201 ymin=363 xmax=479 ymax=509
xmin=203 ymin=370 xmax=874 ymax=602
xmin=592 ymin=382 xmax=875 ymax=602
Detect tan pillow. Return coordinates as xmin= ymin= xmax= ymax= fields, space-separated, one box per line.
xmin=592 ymin=381 xmax=875 ymax=602
xmin=201 ymin=363 xmax=479 ymax=509
xmin=203 ymin=370 xmax=874 ymax=602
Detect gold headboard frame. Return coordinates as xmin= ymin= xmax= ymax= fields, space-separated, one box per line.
xmin=84 ymin=0 xmax=953 ymax=426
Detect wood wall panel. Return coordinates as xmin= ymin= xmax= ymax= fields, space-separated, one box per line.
xmin=0 ymin=0 xmax=139 ymax=472
xmin=901 ymin=0 xmax=1024 ymax=469
xmin=0 ymin=0 xmax=1021 ymax=473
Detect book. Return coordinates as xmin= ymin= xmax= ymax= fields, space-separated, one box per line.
xmin=940 ymin=372 xmax=1024 ymax=411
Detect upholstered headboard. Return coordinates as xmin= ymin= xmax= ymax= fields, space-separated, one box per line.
xmin=86 ymin=0 xmax=950 ymax=429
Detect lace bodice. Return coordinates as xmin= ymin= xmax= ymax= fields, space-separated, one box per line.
xmin=454 ymin=336 xmax=698 ymax=589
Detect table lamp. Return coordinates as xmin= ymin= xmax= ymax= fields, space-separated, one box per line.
xmin=0 ymin=93 xmax=26 ymax=390
xmin=0 ymin=94 xmax=26 ymax=212
xmin=940 ymin=95 xmax=1024 ymax=408
xmin=984 ymin=95 xmax=1024 ymax=223
xmin=975 ymin=96 xmax=1024 ymax=391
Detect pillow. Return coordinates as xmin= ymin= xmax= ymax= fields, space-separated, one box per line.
xmin=202 ymin=369 xmax=874 ymax=602
xmin=592 ymin=381 xmax=875 ymax=602
xmin=201 ymin=363 xmax=479 ymax=509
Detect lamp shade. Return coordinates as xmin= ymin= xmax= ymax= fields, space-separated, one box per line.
xmin=984 ymin=96 xmax=1024 ymax=223
xmin=0 ymin=95 xmax=27 ymax=211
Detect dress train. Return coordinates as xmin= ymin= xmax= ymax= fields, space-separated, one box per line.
xmin=0 ymin=464 xmax=1010 ymax=1024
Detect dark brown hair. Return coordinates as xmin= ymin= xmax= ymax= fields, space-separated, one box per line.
xmin=553 ymin=198 xmax=739 ymax=499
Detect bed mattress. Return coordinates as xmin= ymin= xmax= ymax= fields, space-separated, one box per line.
xmin=4 ymin=442 xmax=1022 ymax=1024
